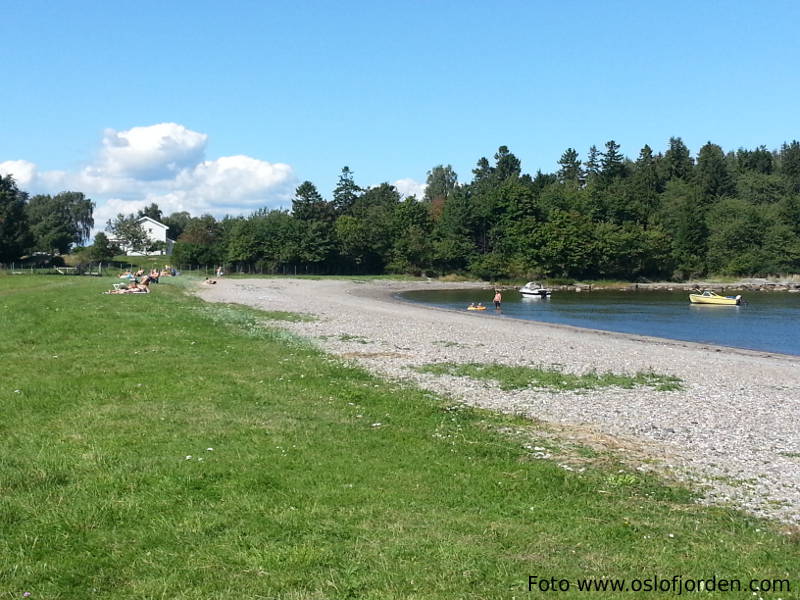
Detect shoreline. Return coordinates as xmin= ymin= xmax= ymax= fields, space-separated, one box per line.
xmin=197 ymin=278 xmax=800 ymax=524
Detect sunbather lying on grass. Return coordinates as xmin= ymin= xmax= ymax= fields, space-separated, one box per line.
xmin=104 ymin=276 xmax=151 ymax=294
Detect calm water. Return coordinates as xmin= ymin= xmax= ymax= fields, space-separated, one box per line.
xmin=399 ymin=288 xmax=800 ymax=356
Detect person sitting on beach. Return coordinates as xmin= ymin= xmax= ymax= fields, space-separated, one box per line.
xmin=203 ymin=278 xmax=217 ymax=285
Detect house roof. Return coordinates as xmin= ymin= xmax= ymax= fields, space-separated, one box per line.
xmin=137 ymin=216 xmax=168 ymax=229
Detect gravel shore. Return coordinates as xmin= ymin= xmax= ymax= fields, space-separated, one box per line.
xmin=197 ymin=278 xmax=800 ymax=524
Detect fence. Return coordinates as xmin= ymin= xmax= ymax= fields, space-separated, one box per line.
xmin=1 ymin=262 xmax=343 ymax=277
xmin=0 ymin=263 xmax=106 ymax=276
xmin=1 ymin=263 xmax=241 ymax=277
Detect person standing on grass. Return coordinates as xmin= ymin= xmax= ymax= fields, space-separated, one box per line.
xmin=494 ymin=290 xmax=502 ymax=309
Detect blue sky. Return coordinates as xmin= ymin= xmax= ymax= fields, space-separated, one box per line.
xmin=2 ymin=1 xmax=799 ymax=230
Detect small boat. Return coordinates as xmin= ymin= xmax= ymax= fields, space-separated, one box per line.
xmin=519 ymin=281 xmax=552 ymax=298
xmin=689 ymin=290 xmax=742 ymax=305
xmin=467 ymin=304 xmax=487 ymax=311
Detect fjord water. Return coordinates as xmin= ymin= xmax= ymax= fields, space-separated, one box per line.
xmin=399 ymin=289 xmax=800 ymax=356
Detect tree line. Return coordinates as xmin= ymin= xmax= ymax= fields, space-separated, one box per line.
xmin=3 ymin=137 xmax=800 ymax=279
xmin=172 ymin=138 xmax=800 ymax=280
xmin=0 ymin=180 xmax=94 ymax=263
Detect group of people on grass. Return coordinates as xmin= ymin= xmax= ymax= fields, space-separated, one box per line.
xmin=105 ymin=266 xmax=176 ymax=294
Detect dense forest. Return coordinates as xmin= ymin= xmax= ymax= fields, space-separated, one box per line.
xmin=3 ymin=137 xmax=800 ymax=280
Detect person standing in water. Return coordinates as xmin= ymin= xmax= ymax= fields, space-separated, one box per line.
xmin=493 ymin=290 xmax=502 ymax=309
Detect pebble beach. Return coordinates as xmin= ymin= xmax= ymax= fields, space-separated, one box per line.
xmin=197 ymin=278 xmax=800 ymax=525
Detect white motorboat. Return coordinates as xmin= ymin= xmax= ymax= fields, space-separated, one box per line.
xmin=519 ymin=281 xmax=551 ymax=298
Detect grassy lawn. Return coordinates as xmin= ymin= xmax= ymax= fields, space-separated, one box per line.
xmin=0 ymin=275 xmax=797 ymax=598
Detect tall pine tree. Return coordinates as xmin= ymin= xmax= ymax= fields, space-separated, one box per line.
xmin=557 ymin=148 xmax=581 ymax=184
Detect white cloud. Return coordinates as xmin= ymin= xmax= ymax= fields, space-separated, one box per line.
xmin=175 ymin=155 xmax=295 ymax=208
xmin=393 ymin=178 xmax=427 ymax=199
xmin=95 ymin=123 xmax=208 ymax=180
xmin=0 ymin=160 xmax=37 ymax=187
xmin=92 ymin=155 xmax=295 ymax=229
xmin=2 ymin=123 xmax=297 ymax=235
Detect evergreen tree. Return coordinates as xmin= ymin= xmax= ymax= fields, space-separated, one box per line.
xmin=432 ymin=186 xmax=475 ymax=272
xmin=696 ymin=142 xmax=735 ymax=200
xmin=494 ymin=146 xmax=521 ymax=181
xmin=389 ymin=197 xmax=434 ymax=274
xmin=557 ymin=148 xmax=581 ymax=183
xmin=600 ymin=140 xmax=626 ymax=180
xmin=338 ymin=183 xmax=401 ymax=273
xmin=584 ymin=145 xmax=601 ymax=180
xmin=627 ymin=145 xmax=661 ymax=224
xmin=331 ymin=166 xmax=361 ymax=215
xmin=537 ymin=210 xmax=596 ymax=278
xmin=736 ymin=145 xmax=774 ymax=174
xmin=292 ymin=181 xmax=332 ymax=222
xmin=290 ymin=181 xmax=336 ymax=272
xmin=662 ymin=137 xmax=694 ymax=181
xmin=659 ymin=180 xmax=707 ymax=277
xmin=471 ymin=157 xmax=493 ymax=183
xmin=779 ymin=141 xmax=800 ymax=192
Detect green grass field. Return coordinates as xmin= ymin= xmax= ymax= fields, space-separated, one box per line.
xmin=1 ymin=275 xmax=797 ymax=598
xmin=415 ymin=363 xmax=683 ymax=392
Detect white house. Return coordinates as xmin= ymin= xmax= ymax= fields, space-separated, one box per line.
xmin=126 ymin=216 xmax=175 ymax=256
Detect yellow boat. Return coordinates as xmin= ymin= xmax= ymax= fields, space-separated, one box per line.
xmin=689 ymin=290 xmax=742 ymax=305
xmin=467 ymin=305 xmax=487 ymax=311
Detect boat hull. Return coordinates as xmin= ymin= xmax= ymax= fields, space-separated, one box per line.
xmin=689 ymin=294 xmax=741 ymax=305
xmin=519 ymin=290 xmax=551 ymax=298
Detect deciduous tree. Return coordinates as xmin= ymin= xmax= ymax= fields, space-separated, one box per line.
xmin=106 ymin=214 xmax=148 ymax=254
xmin=0 ymin=174 xmax=32 ymax=262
